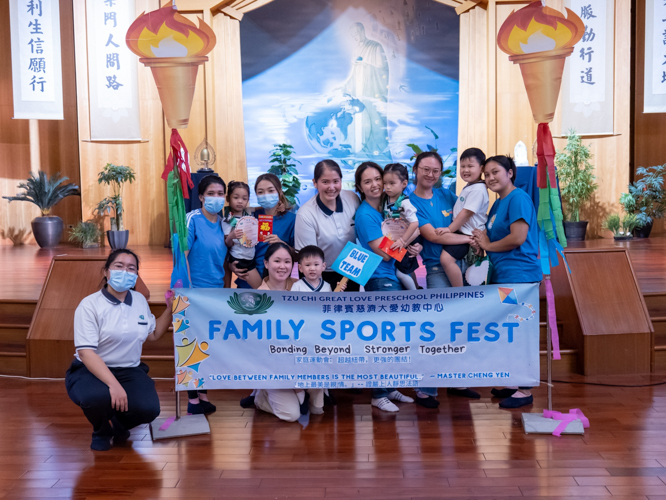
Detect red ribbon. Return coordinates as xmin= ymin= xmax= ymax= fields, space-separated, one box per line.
xmin=162 ymin=129 xmax=194 ymax=199
xmin=536 ymin=123 xmax=557 ymax=189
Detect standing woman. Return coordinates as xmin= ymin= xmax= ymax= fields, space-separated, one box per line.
xmin=472 ymin=155 xmax=542 ymax=409
xmin=295 ymin=160 xmax=361 ymax=291
xmin=230 ymin=174 xmax=296 ymax=289
xmin=66 ymin=249 xmax=173 ymax=451
xmin=184 ymin=174 xmax=228 ymax=414
xmin=354 ymin=162 xmax=419 ymax=412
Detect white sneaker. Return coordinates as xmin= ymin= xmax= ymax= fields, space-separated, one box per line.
xmin=310 ymin=405 xmax=324 ymax=415
xmin=387 ymin=390 xmax=414 ymax=403
xmin=371 ymin=397 xmax=399 ymax=412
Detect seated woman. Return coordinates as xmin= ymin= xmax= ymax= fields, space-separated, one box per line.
xmin=472 ymin=155 xmax=542 ymax=409
xmin=248 ymin=242 xmax=324 ymax=420
xmin=65 ymin=249 xmax=173 ymax=451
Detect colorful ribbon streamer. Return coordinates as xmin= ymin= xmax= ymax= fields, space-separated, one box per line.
xmin=158 ymin=415 xmax=176 ymax=431
xmin=543 ymin=408 xmax=590 ymax=437
xmin=536 ymin=123 xmax=557 ymax=189
xmin=162 ymin=128 xmax=194 ymax=199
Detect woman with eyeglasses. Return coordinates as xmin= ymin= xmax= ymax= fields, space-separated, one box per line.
xmin=408 ymin=151 xmax=481 ymax=402
xmin=65 ymin=249 xmax=173 ymax=451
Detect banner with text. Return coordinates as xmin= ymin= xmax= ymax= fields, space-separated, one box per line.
xmin=9 ymin=0 xmax=64 ymax=119
xmin=171 ymin=284 xmax=540 ymax=391
xmin=86 ymin=0 xmax=141 ymax=140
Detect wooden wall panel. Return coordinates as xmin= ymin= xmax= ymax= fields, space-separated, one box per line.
xmin=0 ymin=0 xmax=81 ymax=246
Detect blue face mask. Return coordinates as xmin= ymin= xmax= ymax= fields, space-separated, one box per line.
xmin=108 ymin=270 xmax=138 ymax=293
xmin=204 ymin=196 xmax=225 ymax=214
xmin=257 ymin=193 xmax=280 ymax=209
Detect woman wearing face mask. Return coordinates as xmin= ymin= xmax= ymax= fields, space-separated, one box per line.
xmin=295 ymin=160 xmax=361 ymax=291
xmin=65 ymin=249 xmax=173 ymax=451
xmin=229 ymin=174 xmax=296 ymax=289
xmin=184 ymin=175 xmax=228 ymax=413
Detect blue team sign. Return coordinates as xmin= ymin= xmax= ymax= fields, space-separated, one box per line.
xmin=331 ymin=241 xmax=383 ymax=286
xmin=171 ymin=284 xmax=540 ymax=391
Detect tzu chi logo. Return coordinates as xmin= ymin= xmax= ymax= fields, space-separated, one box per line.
xmin=227 ymin=292 xmax=274 ymax=315
xmin=488 ymin=214 xmax=496 ymax=229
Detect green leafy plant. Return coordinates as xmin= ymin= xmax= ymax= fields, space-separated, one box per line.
xmin=622 ymin=213 xmax=640 ymax=234
xmin=3 ymin=171 xmax=79 ymax=216
xmin=603 ymin=212 xmax=639 ymax=237
xmin=619 ymin=165 xmax=666 ymax=227
xmin=268 ymin=144 xmax=301 ymax=208
xmin=93 ymin=163 xmax=135 ymax=231
xmin=406 ymin=127 xmax=457 ymax=179
xmin=69 ymin=220 xmax=101 ymax=247
xmin=555 ymin=129 xmax=597 ymax=222
xmin=603 ymin=213 xmax=620 ymax=235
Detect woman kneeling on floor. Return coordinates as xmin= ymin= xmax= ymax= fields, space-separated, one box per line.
xmin=65 ymin=249 xmax=173 ymax=451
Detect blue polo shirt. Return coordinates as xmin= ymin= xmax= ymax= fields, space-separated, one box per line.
xmin=253 ymin=208 xmax=296 ymax=276
xmin=186 ymin=209 xmax=227 ymax=288
xmin=354 ymin=200 xmax=398 ymax=282
xmin=486 ymin=188 xmax=542 ymax=284
xmin=410 ymin=187 xmax=457 ymax=268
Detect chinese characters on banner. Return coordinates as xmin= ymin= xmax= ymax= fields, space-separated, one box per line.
xmin=644 ymin=0 xmax=666 ymax=112
xmin=9 ymin=0 xmax=64 ymax=119
xmin=561 ymin=0 xmax=614 ymax=135
xmin=86 ymin=0 xmax=141 ymax=140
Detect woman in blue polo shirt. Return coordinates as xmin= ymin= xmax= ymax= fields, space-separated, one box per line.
xmin=66 ymin=249 xmax=173 ymax=451
xmin=230 ymin=173 xmax=296 ymax=289
xmin=185 ymin=174 xmax=228 ymax=414
xmin=472 ymin=155 xmax=541 ymax=409
xmin=409 ymin=151 xmax=480 ymax=402
xmin=354 ymin=162 xmax=420 ymax=413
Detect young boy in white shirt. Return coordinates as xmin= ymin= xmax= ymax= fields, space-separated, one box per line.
xmin=292 ymin=245 xmax=347 ymax=292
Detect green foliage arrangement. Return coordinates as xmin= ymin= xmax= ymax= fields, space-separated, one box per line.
xmin=268 ymin=144 xmax=301 ymax=208
xmin=555 ymin=129 xmax=597 ymax=222
xmin=94 ymin=163 xmax=136 ymax=231
xmin=3 ymin=171 xmax=79 ymax=216
xmin=619 ymin=165 xmax=666 ymax=228
xmin=69 ymin=220 xmax=101 ymax=247
xmin=603 ymin=212 xmax=640 ymax=237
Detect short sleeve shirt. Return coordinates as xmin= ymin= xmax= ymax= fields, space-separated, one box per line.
xmin=74 ymin=288 xmax=156 ymax=368
xmin=486 ymin=188 xmax=542 ymax=284
xmin=409 ymin=187 xmax=458 ymax=268
xmin=354 ymin=200 xmax=398 ymax=281
xmin=294 ymin=190 xmax=361 ymax=271
xmin=290 ymin=278 xmax=332 ymax=292
xmin=186 ymin=209 xmax=228 ymax=288
xmin=254 ymin=209 xmax=296 ymax=276
xmin=453 ymin=183 xmax=489 ymax=235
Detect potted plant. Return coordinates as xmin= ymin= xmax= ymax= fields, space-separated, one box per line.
xmin=69 ymin=220 xmax=101 ymax=248
xmin=2 ymin=172 xmax=79 ymax=248
xmin=94 ymin=163 xmax=135 ymax=249
xmin=268 ymin=144 xmax=302 ymax=208
xmin=619 ymin=165 xmax=665 ymax=238
xmin=555 ymin=130 xmax=597 ymax=241
xmin=603 ymin=213 xmax=640 ymax=241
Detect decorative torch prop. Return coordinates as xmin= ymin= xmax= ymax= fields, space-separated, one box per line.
xmin=497 ymin=1 xmax=589 ymax=436
xmin=126 ymin=6 xmax=216 ymax=440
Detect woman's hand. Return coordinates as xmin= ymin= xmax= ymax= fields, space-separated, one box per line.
xmin=472 ymin=229 xmax=490 ymax=251
xmin=109 ymin=383 xmax=128 ymax=412
xmin=262 ymin=234 xmax=283 ymax=245
xmin=434 ymin=227 xmax=451 ymax=236
xmin=406 ymin=242 xmax=423 ymax=256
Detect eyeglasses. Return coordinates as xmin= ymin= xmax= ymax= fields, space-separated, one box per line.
xmin=418 ymin=166 xmax=442 ymax=176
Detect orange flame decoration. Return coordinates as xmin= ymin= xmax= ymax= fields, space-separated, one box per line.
xmin=497 ymin=1 xmax=585 ymax=56
xmin=126 ymin=6 xmax=216 ymax=58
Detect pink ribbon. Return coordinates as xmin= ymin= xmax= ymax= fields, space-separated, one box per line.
xmin=543 ymin=408 xmax=589 ymax=436
xmin=158 ymin=416 xmax=176 ymax=431
xmin=544 ymin=279 xmax=561 ymax=360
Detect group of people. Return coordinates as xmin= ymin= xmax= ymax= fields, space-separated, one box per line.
xmin=67 ymin=149 xmax=542 ymax=451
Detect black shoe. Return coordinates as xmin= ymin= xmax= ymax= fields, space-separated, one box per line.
xmin=240 ymin=395 xmax=255 ymax=408
xmin=111 ymin=416 xmax=130 ymax=442
xmin=415 ymin=396 xmax=440 ymax=409
xmin=188 ymin=402 xmax=205 ymax=415
xmin=491 ymin=388 xmax=518 ymax=399
xmin=447 ymin=388 xmax=481 ymax=399
xmin=300 ymin=392 xmax=310 ymax=415
xmin=91 ymin=435 xmax=112 ymax=451
xmin=324 ymin=390 xmax=337 ymax=406
xmin=499 ymin=395 xmax=533 ymax=409
xmin=199 ymin=400 xmax=217 ymax=414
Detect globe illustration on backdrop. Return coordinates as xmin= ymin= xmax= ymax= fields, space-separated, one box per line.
xmin=305 ymin=96 xmax=364 ymax=159
xmin=239 ymin=293 xmax=260 ymax=310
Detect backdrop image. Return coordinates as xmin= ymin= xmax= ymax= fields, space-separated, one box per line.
xmin=240 ymin=0 xmax=460 ymax=205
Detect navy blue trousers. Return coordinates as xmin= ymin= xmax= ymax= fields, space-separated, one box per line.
xmin=66 ymin=360 xmax=160 ymax=437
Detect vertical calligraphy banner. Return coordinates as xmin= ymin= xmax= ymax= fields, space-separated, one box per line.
xmin=86 ymin=0 xmax=141 ymax=140
xmin=9 ymin=0 xmax=64 ymax=119
xmin=560 ymin=0 xmax=614 ymax=134
xmin=644 ymin=0 xmax=666 ymax=112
